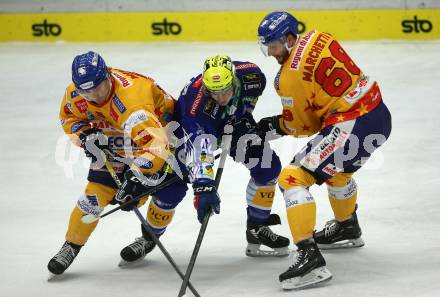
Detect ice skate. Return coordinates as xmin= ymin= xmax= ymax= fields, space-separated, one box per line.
xmin=246 ymin=214 xmax=290 ymax=257
xmin=314 ymin=210 xmax=364 ymax=250
xmin=119 ymin=229 xmax=156 ymax=267
xmin=47 ymin=241 xmax=82 ymax=281
xmin=279 ymin=239 xmax=332 ymax=290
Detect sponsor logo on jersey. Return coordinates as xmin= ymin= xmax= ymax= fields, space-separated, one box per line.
xmin=281 ymin=96 xmax=294 ymax=107
xmin=90 ymin=120 xmax=119 ymax=132
xmin=235 ymin=63 xmax=258 ymax=70
xmin=322 ymin=163 xmax=341 ymax=176
xmin=112 ymin=94 xmax=127 ymax=113
xmin=243 ymin=83 xmax=261 ymax=91
xmin=124 ymin=110 xmax=148 ymax=130
xmin=301 ymin=126 xmax=350 ymax=169
xmin=74 ymin=99 xmax=88 ymax=113
xmin=134 ymin=157 xmax=154 ymax=169
xmin=190 ymin=89 xmax=204 ymax=116
xmin=242 ymin=73 xmax=261 ymax=83
xmin=107 ymin=135 xmax=138 ymax=150
xmin=290 ymin=30 xmax=315 ymax=71
xmin=71 ymin=121 xmax=87 ymax=133
xmin=344 ymin=75 xmax=372 ymax=104
xmin=112 ymin=72 xmax=132 ymax=88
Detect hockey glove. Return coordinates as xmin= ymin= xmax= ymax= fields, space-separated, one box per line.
xmin=115 ymin=170 xmax=152 ymax=211
xmin=257 ymin=115 xmax=286 ymax=136
xmin=193 ymin=180 xmax=220 ymax=223
xmin=229 ymin=113 xmax=258 ymax=143
xmin=79 ymin=128 xmax=113 ymax=163
xmin=227 ymin=113 xmax=262 ymax=160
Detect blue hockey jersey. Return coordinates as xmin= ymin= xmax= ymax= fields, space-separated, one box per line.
xmin=173 ymin=61 xmax=267 ymax=182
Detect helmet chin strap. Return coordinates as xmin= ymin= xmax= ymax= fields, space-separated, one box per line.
xmin=284 ymin=34 xmax=298 ymax=54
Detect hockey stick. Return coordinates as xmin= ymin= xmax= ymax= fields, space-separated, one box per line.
xmin=81 ymin=146 xmax=231 ymax=224
xmin=178 ymin=132 xmax=232 ymax=297
xmin=103 ymin=160 xmax=201 ymax=297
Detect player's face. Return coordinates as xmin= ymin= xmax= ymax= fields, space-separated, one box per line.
xmin=210 ymin=87 xmax=234 ymax=106
xmin=262 ymin=40 xmax=289 ymax=64
xmin=77 ymin=77 xmax=112 ymax=104
xmin=260 ymin=34 xmax=297 ymax=65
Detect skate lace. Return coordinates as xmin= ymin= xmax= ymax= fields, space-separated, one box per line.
xmin=290 ymin=249 xmax=306 ymax=269
xmin=258 ymin=226 xmax=279 ymax=242
xmin=324 ymin=220 xmax=340 ymax=237
xmin=130 ymin=237 xmax=154 ymax=255
xmin=54 ymin=244 xmax=76 ymax=267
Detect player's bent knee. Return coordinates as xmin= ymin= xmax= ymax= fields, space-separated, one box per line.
xmin=278 ymin=165 xmax=316 ymax=191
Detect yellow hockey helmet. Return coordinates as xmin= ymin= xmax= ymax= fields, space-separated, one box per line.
xmin=202 ymin=55 xmax=234 ymax=93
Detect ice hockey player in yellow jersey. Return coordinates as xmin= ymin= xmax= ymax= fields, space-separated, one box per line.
xmin=256 ymin=12 xmax=392 ymax=289
xmin=47 ymin=51 xmax=175 ymax=278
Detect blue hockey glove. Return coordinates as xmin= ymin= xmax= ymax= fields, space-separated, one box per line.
xmin=193 ymin=180 xmax=220 ymax=223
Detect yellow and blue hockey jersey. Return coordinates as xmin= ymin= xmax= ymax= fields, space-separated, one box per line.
xmin=59 ymin=68 xmax=175 ymax=177
xmin=274 ymin=30 xmax=383 ymax=137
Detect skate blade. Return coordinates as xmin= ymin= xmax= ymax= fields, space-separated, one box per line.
xmin=281 ymin=266 xmax=332 ymax=290
xmin=246 ymin=244 xmax=290 ymax=257
xmin=318 ymin=237 xmax=365 ymax=250
xmin=118 ymin=256 xmax=147 ymax=267
xmin=47 ymin=272 xmax=61 ymax=281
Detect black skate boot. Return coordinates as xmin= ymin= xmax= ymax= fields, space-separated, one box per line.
xmin=279 ymin=238 xmax=332 ymax=290
xmin=314 ymin=208 xmax=364 ymax=250
xmin=246 ymin=214 xmax=290 ymax=257
xmin=119 ymin=225 xmax=156 ymax=266
xmin=47 ymin=241 xmax=82 ymax=280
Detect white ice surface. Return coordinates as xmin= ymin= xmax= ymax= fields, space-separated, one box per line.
xmin=0 ymin=40 xmax=439 ymax=297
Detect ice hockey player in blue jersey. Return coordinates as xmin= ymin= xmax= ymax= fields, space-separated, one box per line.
xmin=119 ymin=55 xmax=290 ymax=264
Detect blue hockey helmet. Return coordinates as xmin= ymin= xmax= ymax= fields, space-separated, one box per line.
xmin=71 ymin=51 xmax=108 ymax=91
xmin=258 ymin=12 xmax=298 ymax=55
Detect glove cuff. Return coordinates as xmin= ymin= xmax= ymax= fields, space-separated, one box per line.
xmin=193 ymin=179 xmax=216 ymax=194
